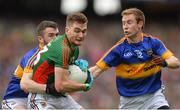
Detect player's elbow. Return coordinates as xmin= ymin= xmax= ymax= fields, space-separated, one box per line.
xmin=55 ymin=81 xmax=67 ymax=93
xmin=55 ymin=82 xmax=64 ymax=93
xmin=20 ymin=79 xmax=28 ymax=91
xmin=168 ymin=59 xmax=180 ymax=69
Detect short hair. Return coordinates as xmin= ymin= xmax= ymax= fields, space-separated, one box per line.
xmin=66 ymin=12 xmax=88 ymax=26
xmin=36 ymin=20 xmax=59 ymax=36
xmin=121 ymin=8 xmax=145 ymax=29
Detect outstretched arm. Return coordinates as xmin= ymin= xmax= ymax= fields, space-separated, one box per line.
xmin=89 ymin=65 xmax=104 ymax=79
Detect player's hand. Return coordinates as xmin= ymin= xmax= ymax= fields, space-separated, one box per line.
xmin=75 ymin=59 xmax=89 ymax=72
xmin=84 ymin=70 xmax=94 ymax=91
xmin=151 ymin=55 xmax=167 ymax=67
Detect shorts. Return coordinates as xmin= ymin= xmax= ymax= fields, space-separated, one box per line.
xmin=1 ymin=98 xmax=28 ymax=109
xmin=119 ymin=88 xmax=169 ymax=109
xmin=28 ymin=93 xmax=82 ymax=109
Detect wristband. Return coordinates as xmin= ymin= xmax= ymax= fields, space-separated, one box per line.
xmin=84 ymin=83 xmax=90 ymax=91
xmin=162 ymin=60 xmax=168 ymax=67
xmin=46 ymin=83 xmax=66 ymax=97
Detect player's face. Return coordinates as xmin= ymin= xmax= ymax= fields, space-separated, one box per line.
xmin=66 ymin=22 xmax=87 ymax=46
xmin=42 ymin=27 xmax=59 ymax=45
xmin=122 ymin=14 xmax=142 ymax=38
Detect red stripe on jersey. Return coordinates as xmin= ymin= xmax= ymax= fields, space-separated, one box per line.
xmin=33 ymin=60 xmax=54 ymax=84
xmin=62 ymin=38 xmax=69 ymax=68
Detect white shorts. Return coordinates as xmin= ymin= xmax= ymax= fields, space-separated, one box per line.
xmin=28 ymin=93 xmax=82 ymax=109
xmin=119 ymin=88 xmax=169 ymax=109
xmin=1 ymin=98 xmax=28 ymax=109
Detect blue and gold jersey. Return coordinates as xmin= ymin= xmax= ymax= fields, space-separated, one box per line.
xmin=3 ymin=47 xmax=40 ymax=99
xmin=97 ymin=33 xmax=173 ymax=97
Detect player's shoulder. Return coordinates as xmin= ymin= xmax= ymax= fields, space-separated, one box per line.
xmin=143 ymin=33 xmax=160 ymax=40
xmin=48 ymin=34 xmax=67 ymax=48
xmin=116 ymin=37 xmax=126 ymax=45
xmin=22 ymin=47 xmax=39 ymax=61
xmin=143 ymin=33 xmax=164 ymax=46
xmin=107 ymin=37 xmax=126 ymax=53
xmin=143 ymin=33 xmax=163 ymax=43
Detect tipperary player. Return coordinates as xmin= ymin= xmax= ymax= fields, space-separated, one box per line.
xmin=2 ymin=21 xmax=59 ymax=109
xmin=90 ymin=8 xmax=180 ymax=109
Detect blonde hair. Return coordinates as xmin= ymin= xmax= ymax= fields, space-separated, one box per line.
xmin=121 ymin=8 xmax=145 ymax=29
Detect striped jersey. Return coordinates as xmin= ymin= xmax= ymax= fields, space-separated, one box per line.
xmin=96 ymin=33 xmax=173 ymax=97
xmin=3 ymin=47 xmax=40 ymax=99
xmin=33 ymin=34 xmax=79 ymax=84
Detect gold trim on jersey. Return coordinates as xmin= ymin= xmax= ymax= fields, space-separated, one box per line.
xmin=115 ymin=61 xmax=161 ymax=79
xmin=14 ymin=65 xmax=23 ymax=78
xmin=96 ymin=61 xmax=109 ymax=71
xmin=24 ymin=66 xmax=33 ymax=73
xmin=162 ymin=50 xmax=173 ymax=59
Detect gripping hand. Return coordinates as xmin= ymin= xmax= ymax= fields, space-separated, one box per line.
xmin=84 ymin=70 xmax=94 ymax=91
xmin=151 ymin=55 xmax=167 ymax=67
xmin=75 ymin=59 xmax=89 ymax=72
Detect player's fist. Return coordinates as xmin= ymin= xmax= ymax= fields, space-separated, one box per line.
xmin=151 ymin=55 xmax=167 ymax=67
xmin=75 ymin=59 xmax=89 ymax=72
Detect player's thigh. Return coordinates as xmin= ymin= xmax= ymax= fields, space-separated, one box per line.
xmin=2 ymin=98 xmax=27 ymax=110
xmin=119 ymin=95 xmax=145 ymax=109
xmin=55 ymin=95 xmax=83 ymax=109
xmin=28 ymin=93 xmax=55 ymax=110
xmin=146 ymin=88 xmax=169 ymax=109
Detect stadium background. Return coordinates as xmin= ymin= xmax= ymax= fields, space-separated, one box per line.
xmin=0 ymin=0 xmax=180 ymax=109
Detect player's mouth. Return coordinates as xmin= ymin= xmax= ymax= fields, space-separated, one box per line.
xmin=124 ymin=31 xmax=129 ymax=35
xmin=76 ymin=37 xmax=83 ymax=42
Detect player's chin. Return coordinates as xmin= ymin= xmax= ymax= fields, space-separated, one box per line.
xmin=74 ymin=41 xmax=83 ymax=46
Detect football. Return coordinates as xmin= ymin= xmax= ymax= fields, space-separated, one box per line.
xmin=68 ymin=64 xmax=88 ymax=83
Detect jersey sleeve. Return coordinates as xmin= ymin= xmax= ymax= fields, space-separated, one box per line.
xmin=14 ymin=55 xmax=27 ymax=78
xmin=152 ymin=38 xmax=174 ymax=59
xmin=47 ymin=41 xmax=70 ymax=69
xmin=96 ymin=46 xmax=121 ymax=71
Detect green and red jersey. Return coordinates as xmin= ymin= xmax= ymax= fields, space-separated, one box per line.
xmin=33 ymin=34 xmax=79 ymax=84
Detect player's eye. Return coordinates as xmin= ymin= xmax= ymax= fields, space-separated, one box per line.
xmin=74 ymin=28 xmax=82 ymax=33
xmin=82 ymin=29 xmax=87 ymax=34
xmin=55 ymin=33 xmax=60 ymax=36
xmin=48 ymin=33 xmax=56 ymax=38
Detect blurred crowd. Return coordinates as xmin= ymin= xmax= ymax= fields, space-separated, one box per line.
xmin=0 ymin=18 xmax=180 ymax=109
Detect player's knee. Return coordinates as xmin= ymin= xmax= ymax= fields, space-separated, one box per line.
xmin=158 ymin=105 xmax=170 ymax=109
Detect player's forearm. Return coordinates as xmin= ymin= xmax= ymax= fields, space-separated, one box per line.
xmin=166 ymin=56 xmax=180 ymax=69
xmin=89 ymin=66 xmax=104 ymax=79
xmin=22 ymin=80 xmax=46 ymax=93
xmin=55 ymin=80 xmax=86 ymax=93
xmin=21 ymin=73 xmax=46 ymax=93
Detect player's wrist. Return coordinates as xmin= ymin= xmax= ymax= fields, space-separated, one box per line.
xmin=162 ymin=60 xmax=168 ymax=67
xmin=46 ymin=83 xmax=66 ymax=97
xmin=83 ymin=83 xmax=90 ymax=91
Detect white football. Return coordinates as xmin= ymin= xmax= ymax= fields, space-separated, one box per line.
xmin=68 ymin=65 xmax=88 ymax=83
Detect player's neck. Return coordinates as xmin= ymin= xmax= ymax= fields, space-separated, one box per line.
xmin=127 ymin=32 xmax=143 ymax=44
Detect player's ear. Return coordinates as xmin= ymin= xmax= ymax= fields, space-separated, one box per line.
xmin=65 ymin=27 xmax=69 ymax=34
xmin=138 ymin=21 xmax=143 ymax=29
xmin=37 ymin=36 xmax=44 ymax=44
